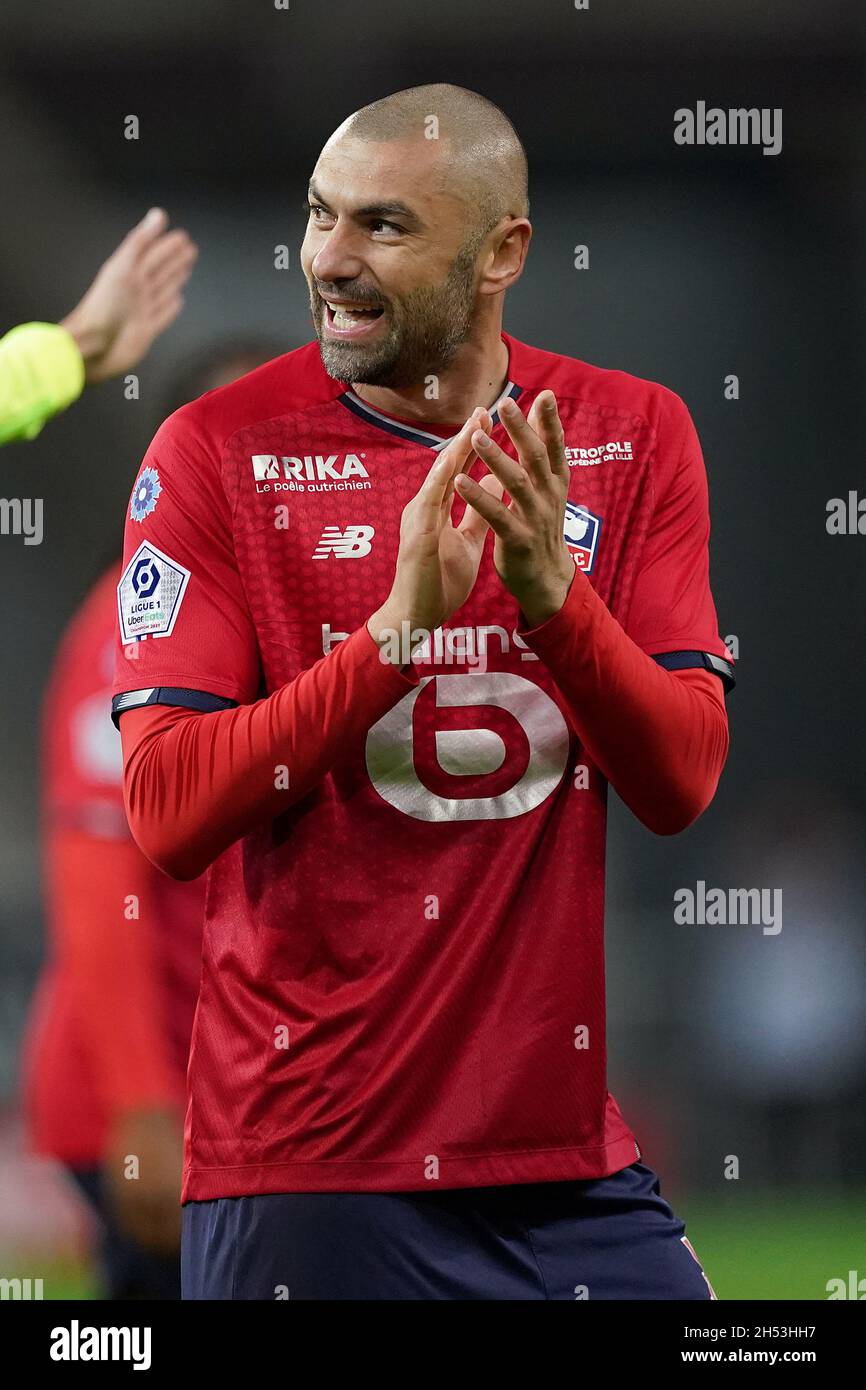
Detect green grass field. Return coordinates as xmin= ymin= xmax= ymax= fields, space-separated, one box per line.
xmin=682 ymin=1193 xmax=866 ymax=1300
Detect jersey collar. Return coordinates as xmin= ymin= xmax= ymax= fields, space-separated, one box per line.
xmin=335 ymin=335 xmax=524 ymax=451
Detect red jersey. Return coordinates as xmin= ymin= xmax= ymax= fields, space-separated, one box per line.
xmin=23 ymin=566 xmax=205 ymax=1166
xmin=111 ymin=332 xmax=732 ymax=1200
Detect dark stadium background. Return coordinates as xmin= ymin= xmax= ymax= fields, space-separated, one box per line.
xmin=0 ymin=0 xmax=863 ymax=1297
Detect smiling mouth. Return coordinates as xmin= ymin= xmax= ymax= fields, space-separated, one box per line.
xmin=320 ymin=296 xmax=385 ymax=337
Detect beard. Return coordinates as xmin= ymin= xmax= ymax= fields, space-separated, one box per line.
xmin=310 ymin=237 xmax=481 ymax=388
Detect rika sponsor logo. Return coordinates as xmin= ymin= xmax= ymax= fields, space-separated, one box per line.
xmin=565 ymin=441 xmax=633 ymax=465
xmin=251 ymin=453 xmax=371 ymax=493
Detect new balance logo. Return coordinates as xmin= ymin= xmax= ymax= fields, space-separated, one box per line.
xmin=312 ymin=525 xmax=375 ymax=559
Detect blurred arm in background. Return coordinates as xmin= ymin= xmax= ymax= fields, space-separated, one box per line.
xmin=0 ymin=207 xmax=196 ymax=446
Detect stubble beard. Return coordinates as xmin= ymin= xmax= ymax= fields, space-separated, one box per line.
xmin=312 ymin=239 xmax=481 ymax=389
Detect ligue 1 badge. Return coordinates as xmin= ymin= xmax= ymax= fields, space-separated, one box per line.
xmin=130 ymin=465 xmax=162 ymax=522
xmin=117 ymin=540 xmax=190 ymax=642
xmin=563 ymin=502 xmax=602 ymax=573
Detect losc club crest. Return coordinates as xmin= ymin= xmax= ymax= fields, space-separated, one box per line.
xmin=563 ymin=502 xmax=602 ymax=573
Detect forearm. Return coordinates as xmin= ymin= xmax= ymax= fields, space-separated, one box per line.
xmin=518 ymin=570 xmax=730 ymax=833
xmin=120 ymin=621 xmax=419 ymax=879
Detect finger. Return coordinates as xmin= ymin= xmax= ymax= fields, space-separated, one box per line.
xmin=144 ymin=244 xmax=198 ymax=301
xmin=456 ymin=471 xmax=505 ymax=545
xmin=144 ymin=258 xmax=196 ymax=314
xmin=454 ymin=468 xmax=520 ymax=540
xmin=420 ymin=409 xmax=484 ymax=521
xmin=527 ymin=390 xmax=569 ymax=483
xmin=144 ymin=292 xmax=186 ymax=339
xmin=439 ymin=405 xmax=493 ymax=517
xmin=138 ymin=230 xmax=198 ymax=286
xmin=497 ymin=394 xmax=553 ymax=488
xmin=470 ymin=426 xmax=535 ymax=512
xmin=113 ymin=207 xmax=170 ymax=262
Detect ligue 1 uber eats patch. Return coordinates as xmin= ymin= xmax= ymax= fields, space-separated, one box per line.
xmin=563 ymin=502 xmax=602 ymax=572
xmin=118 ymin=541 xmax=190 ymax=642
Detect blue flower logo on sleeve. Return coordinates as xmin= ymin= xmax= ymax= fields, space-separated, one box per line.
xmin=130 ymin=466 xmax=162 ymax=522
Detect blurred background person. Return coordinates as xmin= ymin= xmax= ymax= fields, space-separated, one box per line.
xmin=18 ymin=338 xmax=284 ymax=1299
xmin=0 ymin=208 xmax=196 ymax=446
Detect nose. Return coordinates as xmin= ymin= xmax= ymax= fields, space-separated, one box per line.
xmin=309 ymin=219 xmax=366 ymax=287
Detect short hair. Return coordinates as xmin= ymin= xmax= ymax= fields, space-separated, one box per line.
xmin=341 ymin=83 xmax=529 ymax=244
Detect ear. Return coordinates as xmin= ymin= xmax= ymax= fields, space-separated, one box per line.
xmin=478 ymin=217 xmax=532 ymax=297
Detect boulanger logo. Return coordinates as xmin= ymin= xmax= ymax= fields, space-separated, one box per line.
xmin=565 ymin=441 xmax=633 ymax=465
xmin=252 ymin=453 xmax=371 ymax=493
xmin=365 ymin=673 xmax=570 ymax=821
xmin=322 ymin=620 xmax=541 ymax=668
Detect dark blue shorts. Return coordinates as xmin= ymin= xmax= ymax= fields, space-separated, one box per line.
xmin=181 ymin=1161 xmax=716 ymax=1300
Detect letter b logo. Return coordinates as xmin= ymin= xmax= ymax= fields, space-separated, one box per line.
xmin=365 ymin=673 xmax=570 ymax=820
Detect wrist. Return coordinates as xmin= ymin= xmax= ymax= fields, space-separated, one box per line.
xmin=515 ymin=560 xmax=576 ymax=628
xmin=59 ymin=311 xmax=108 ymax=374
xmin=367 ymin=603 xmax=429 ymax=663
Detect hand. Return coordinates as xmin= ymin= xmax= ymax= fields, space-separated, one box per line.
xmin=454 ymin=391 xmax=577 ymax=626
xmin=368 ymin=406 xmax=504 ymax=656
xmin=103 ymin=1106 xmax=184 ymax=1255
xmin=61 ymin=208 xmax=197 ymax=384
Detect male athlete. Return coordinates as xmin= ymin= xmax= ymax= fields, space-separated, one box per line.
xmin=112 ymin=84 xmax=733 ymax=1299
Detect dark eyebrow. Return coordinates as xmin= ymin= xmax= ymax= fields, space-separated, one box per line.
xmin=307 ymin=183 xmax=422 ymax=229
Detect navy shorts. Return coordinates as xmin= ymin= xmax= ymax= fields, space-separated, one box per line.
xmin=182 ymin=1161 xmax=716 ymax=1300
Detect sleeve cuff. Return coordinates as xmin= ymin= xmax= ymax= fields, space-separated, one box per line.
xmin=2 ymin=321 xmax=86 ymax=440
xmin=355 ymin=619 xmax=423 ymax=690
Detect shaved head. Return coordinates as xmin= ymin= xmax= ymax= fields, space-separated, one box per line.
xmin=337 ymin=83 xmax=529 ymax=250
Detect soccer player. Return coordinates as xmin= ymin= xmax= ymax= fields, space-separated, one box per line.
xmin=0 ymin=208 xmax=196 ymax=447
xmin=112 ymin=84 xmax=733 ymax=1300
xmin=22 ymin=340 xmax=279 ymax=1299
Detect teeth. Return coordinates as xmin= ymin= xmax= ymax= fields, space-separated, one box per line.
xmin=329 ymin=303 xmax=379 ymax=329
